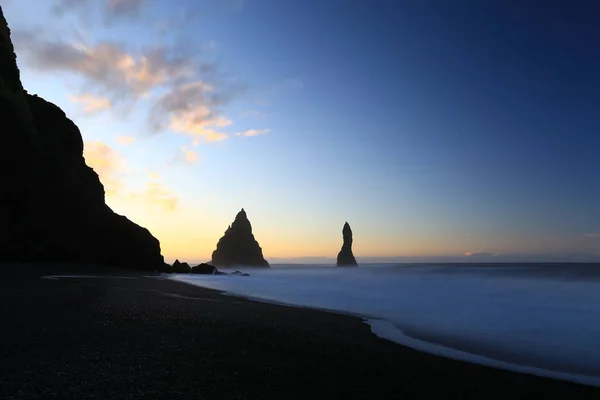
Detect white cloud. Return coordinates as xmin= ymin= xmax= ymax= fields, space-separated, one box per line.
xmin=235 ymin=128 xmax=271 ymax=137
xmin=151 ymin=80 xmax=234 ymax=143
xmin=124 ymin=181 xmax=179 ymax=212
xmin=115 ymin=135 xmax=136 ymax=145
xmin=68 ymin=93 xmax=111 ymax=113
xmin=170 ymin=108 xmax=231 ymax=142
xmin=464 ymin=252 xmax=498 ymax=257
xmin=84 ymin=141 xmax=178 ymax=211
xmin=83 ymin=141 xmax=126 ymax=196
xmin=14 ymin=33 xmax=195 ymax=99
xmin=181 ymin=147 xmax=199 ymax=164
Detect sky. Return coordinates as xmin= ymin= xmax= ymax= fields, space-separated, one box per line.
xmin=2 ymin=0 xmax=599 ymax=263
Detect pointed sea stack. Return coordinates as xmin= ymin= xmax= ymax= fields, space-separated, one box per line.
xmin=211 ymin=209 xmax=269 ymax=267
xmin=0 ymin=6 xmax=165 ymax=269
xmin=337 ymin=222 xmax=358 ymax=266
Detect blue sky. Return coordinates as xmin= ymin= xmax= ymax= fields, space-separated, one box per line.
xmin=2 ymin=0 xmax=599 ymax=262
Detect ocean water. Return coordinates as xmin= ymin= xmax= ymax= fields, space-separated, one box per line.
xmin=169 ymin=263 xmax=600 ymax=386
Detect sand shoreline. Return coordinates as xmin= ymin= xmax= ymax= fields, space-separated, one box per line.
xmin=1 ymin=263 xmax=599 ymax=399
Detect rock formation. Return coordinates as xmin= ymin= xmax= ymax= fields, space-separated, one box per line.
xmin=171 ymin=260 xmax=191 ymax=273
xmin=191 ymin=262 xmax=218 ymax=275
xmin=230 ymin=270 xmax=250 ymax=277
xmin=167 ymin=261 xmax=227 ymax=275
xmin=0 ymin=6 xmax=165 ymax=269
xmin=211 ymin=209 xmax=269 ymax=267
xmin=336 ymin=222 xmax=358 ymax=266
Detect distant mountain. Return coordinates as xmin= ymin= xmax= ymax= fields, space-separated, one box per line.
xmin=211 ymin=209 xmax=269 ymax=267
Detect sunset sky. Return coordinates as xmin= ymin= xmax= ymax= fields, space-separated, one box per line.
xmin=2 ymin=0 xmax=599 ymax=263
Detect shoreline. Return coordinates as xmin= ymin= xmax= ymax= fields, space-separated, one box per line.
xmin=1 ymin=263 xmax=599 ymax=399
xmin=166 ymin=273 xmax=600 ymax=388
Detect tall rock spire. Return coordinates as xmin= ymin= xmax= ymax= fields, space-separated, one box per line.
xmin=336 ymin=222 xmax=358 ymax=266
xmin=211 ymin=209 xmax=269 ymax=267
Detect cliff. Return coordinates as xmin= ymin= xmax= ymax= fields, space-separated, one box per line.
xmin=336 ymin=222 xmax=358 ymax=266
xmin=211 ymin=209 xmax=269 ymax=267
xmin=0 ymin=6 xmax=165 ymax=269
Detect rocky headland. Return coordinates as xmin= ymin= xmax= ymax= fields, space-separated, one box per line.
xmin=0 ymin=7 xmax=165 ymax=270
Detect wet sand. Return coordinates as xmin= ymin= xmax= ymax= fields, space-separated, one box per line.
xmin=0 ymin=263 xmax=598 ymax=399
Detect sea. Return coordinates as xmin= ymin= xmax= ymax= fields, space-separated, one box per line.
xmin=169 ymin=262 xmax=600 ymax=387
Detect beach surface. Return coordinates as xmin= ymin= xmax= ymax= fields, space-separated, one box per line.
xmin=1 ymin=263 xmax=599 ymax=399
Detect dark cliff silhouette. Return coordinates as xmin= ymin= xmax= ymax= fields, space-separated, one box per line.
xmin=337 ymin=222 xmax=358 ymax=266
xmin=211 ymin=209 xmax=269 ymax=267
xmin=0 ymin=6 xmax=165 ymax=269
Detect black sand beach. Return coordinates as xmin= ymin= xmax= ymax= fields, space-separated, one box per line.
xmin=1 ymin=264 xmax=599 ymax=399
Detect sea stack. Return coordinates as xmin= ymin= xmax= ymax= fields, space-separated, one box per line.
xmin=211 ymin=209 xmax=269 ymax=267
xmin=337 ymin=222 xmax=358 ymax=266
xmin=0 ymin=6 xmax=165 ymax=269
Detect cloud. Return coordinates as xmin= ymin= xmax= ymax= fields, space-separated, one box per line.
xmin=170 ymin=109 xmax=230 ymax=142
xmin=53 ymin=0 xmax=145 ymax=21
xmin=13 ymin=32 xmax=195 ymax=100
xmin=14 ymin=30 xmax=242 ymax=143
xmin=69 ymin=93 xmax=111 ymax=113
xmin=182 ymin=148 xmax=199 ymax=164
xmin=146 ymin=171 xmax=162 ymax=180
xmin=53 ymin=0 xmax=86 ymax=14
xmin=583 ymin=233 xmax=600 ymax=238
xmin=83 ymin=141 xmax=126 ymax=195
xmin=83 ymin=141 xmax=178 ymax=211
xmin=150 ymin=81 xmax=233 ymax=142
xmin=464 ymin=252 xmax=498 ymax=258
xmin=235 ymin=128 xmax=271 ymax=137
xmin=155 ymin=15 xmax=201 ymax=37
xmin=115 ymin=135 xmax=136 ymax=145
xmin=106 ymin=0 xmax=144 ymax=17
xmin=124 ymin=181 xmax=179 ymax=212
xmin=15 ymin=1 xmax=261 ymax=155
xmin=153 ymin=0 xmax=244 ymax=36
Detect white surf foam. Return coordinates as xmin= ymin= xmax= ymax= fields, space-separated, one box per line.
xmin=164 ymin=265 xmax=600 ymax=386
